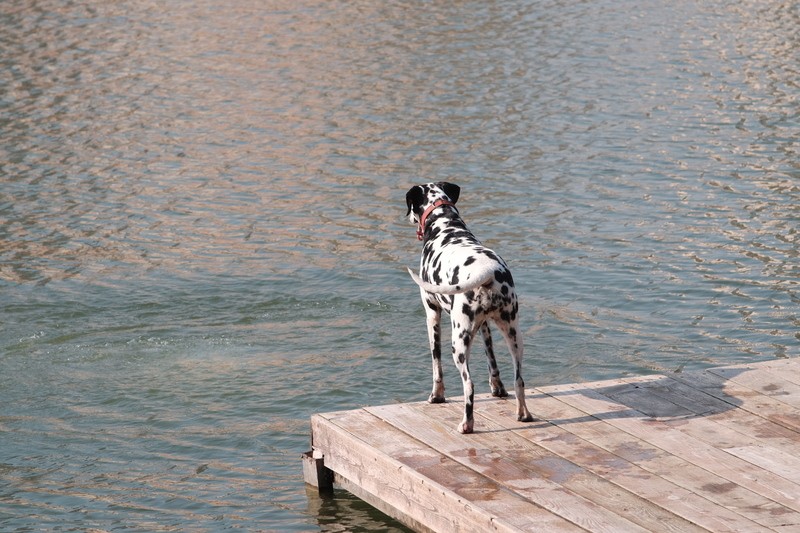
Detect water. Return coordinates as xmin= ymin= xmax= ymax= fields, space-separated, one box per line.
xmin=1 ymin=0 xmax=797 ymax=530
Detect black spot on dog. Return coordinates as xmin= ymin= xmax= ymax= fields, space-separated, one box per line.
xmin=439 ymin=181 xmax=461 ymax=203
xmin=451 ymin=266 xmax=460 ymax=285
xmin=461 ymin=303 xmax=475 ymax=320
xmin=494 ymin=268 xmax=514 ymax=286
xmin=464 ymin=256 xmax=476 ymax=266
xmin=422 ymin=246 xmax=435 ymax=264
xmin=432 ymin=264 xmax=442 ymax=284
xmin=405 ymin=185 xmax=425 ymax=217
xmin=482 ymin=250 xmax=499 ymax=262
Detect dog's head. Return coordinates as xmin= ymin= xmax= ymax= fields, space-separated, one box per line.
xmin=405 ymin=182 xmax=460 ymax=225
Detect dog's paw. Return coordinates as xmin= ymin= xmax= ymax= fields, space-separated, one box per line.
xmin=457 ymin=421 xmax=474 ymax=434
xmin=491 ymin=386 xmax=509 ymax=398
xmin=517 ymin=413 xmax=536 ymax=423
xmin=428 ymin=394 xmax=446 ymax=404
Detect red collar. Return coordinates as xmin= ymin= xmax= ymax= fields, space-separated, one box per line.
xmin=417 ymin=200 xmax=455 ymax=240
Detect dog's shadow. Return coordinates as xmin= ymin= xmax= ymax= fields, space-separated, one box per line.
xmin=465 ymin=367 xmax=747 ymax=434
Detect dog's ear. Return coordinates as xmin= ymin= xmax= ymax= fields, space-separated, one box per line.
xmin=405 ymin=185 xmax=425 ymax=216
xmin=438 ymin=182 xmax=460 ymax=204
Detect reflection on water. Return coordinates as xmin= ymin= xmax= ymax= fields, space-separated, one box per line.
xmin=1 ymin=0 xmax=798 ymax=530
xmin=307 ymin=487 xmax=412 ymax=533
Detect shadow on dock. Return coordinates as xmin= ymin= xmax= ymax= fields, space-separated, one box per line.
xmin=463 ymin=366 xmax=748 ymax=434
xmin=540 ymin=367 xmax=746 ymax=425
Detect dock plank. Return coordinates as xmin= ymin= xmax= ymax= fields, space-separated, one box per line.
xmin=478 ymin=392 xmax=769 ymax=533
xmin=709 ymin=365 xmax=800 ymax=410
xmin=439 ymin=401 xmax=706 ymax=533
xmin=306 ymin=359 xmax=800 ymax=532
xmin=670 ymin=370 xmax=800 ymax=434
xmin=617 ymin=375 xmax=800 ymax=468
xmin=531 ymin=383 xmax=788 ymax=530
xmin=636 ymin=374 xmax=800 ymax=447
xmin=369 ymin=401 xmax=654 ymax=532
xmin=753 ymin=359 xmax=800 ymax=387
xmin=313 ymin=409 xmax=580 ymax=532
xmin=541 ymin=380 xmax=800 ymax=527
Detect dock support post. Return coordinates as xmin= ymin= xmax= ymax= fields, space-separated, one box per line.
xmin=302 ymin=449 xmax=333 ymax=492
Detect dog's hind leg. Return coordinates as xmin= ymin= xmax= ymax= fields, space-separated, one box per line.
xmin=451 ymin=313 xmax=477 ymax=434
xmin=424 ymin=301 xmax=446 ymax=403
xmin=495 ymin=316 xmax=534 ymax=423
xmin=480 ymin=322 xmax=507 ymax=397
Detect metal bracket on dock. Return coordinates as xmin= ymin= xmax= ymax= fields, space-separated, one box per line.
xmin=302 ymin=448 xmax=333 ymax=493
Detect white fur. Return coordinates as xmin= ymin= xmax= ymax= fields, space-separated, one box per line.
xmin=405 ymin=267 xmax=494 ymax=295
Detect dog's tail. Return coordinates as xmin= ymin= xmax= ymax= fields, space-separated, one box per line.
xmin=406 ymin=267 xmax=494 ymax=295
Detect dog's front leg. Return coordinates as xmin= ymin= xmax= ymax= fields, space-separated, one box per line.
xmin=424 ymin=300 xmax=445 ymax=403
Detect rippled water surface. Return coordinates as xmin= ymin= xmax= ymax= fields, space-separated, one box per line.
xmin=1 ymin=0 xmax=798 ymax=530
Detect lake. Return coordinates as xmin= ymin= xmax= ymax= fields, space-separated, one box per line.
xmin=1 ymin=0 xmax=797 ymax=530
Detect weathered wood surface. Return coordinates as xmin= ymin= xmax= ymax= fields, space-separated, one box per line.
xmin=307 ymin=359 xmax=800 ymax=532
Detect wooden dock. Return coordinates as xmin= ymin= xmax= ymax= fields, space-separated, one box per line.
xmin=304 ymin=358 xmax=800 ymax=532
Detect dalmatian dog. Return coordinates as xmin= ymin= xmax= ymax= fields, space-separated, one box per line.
xmin=405 ymin=181 xmax=534 ymax=434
